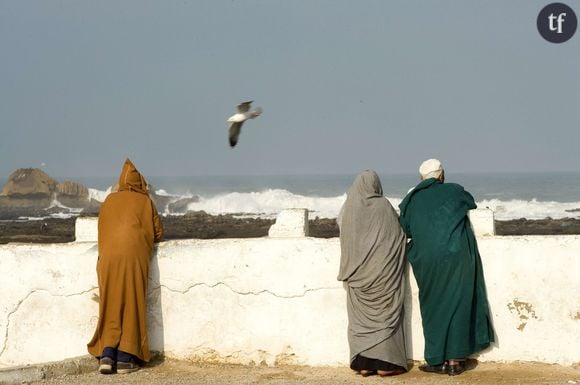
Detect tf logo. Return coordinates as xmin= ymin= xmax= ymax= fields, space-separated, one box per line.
xmin=537 ymin=3 xmax=577 ymax=43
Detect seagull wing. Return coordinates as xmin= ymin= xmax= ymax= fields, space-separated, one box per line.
xmin=237 ymin=101 xmax=253 ymax=113
xmin=229 ymin=121 xmax=243 ymax=147
xmin=251 ymin=106 xmax=263 ymax=118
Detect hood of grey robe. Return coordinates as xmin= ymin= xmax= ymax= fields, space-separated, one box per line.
xmin=338 ymin=170 xmax=406 ymax=286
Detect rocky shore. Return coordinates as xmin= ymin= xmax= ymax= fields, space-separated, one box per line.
xmin=1 ymin=212 xmax=580 ymax=244
xmin=0 ymin=212 xmax=339 ymax=244
xmin=2 ymin=167 xmax=580 ymax=244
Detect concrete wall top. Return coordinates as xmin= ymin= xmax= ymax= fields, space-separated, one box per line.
xmin=469 ymin=208 xmax=495 ymax=237
xmin=268 ymin=208 xmax=309 ymax=238
xmin=74 ymin=217 xmax=98 ymax=242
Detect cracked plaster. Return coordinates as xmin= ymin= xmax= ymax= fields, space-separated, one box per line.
xmin=154 ymin=282 xmax=340 ymax=298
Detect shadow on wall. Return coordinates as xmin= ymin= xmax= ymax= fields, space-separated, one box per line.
xmin=403 ymin=264 xmax=414 ymax=365
xmin=147 ymin=246 xmax=165 ymax=359
xmin=402 ymin=259 xmax=500 ymax=365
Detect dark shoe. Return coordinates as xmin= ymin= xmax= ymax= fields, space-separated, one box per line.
xmin=447 ymin=362 xmax=465 ymax=376
xmin=419 ymin=363 xmax=447 ymax=374
xmin=116 ymin=360 xmax=139 ymax=374
xmin=98 ymin=357 xmax=114 ymax=375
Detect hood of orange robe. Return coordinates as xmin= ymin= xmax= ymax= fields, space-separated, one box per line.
xmin=118 ymin=159 xmax=148 ymax=195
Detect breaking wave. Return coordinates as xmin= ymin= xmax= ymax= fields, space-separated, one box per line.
xmin=82 ymin=187 xmax=580 ymax=220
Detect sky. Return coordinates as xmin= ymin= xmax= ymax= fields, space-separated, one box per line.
xmin=1 ymin=1 xmax=579 ymax=178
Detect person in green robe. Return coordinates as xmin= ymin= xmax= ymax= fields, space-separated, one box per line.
xmin=398 ymin=159 xmax=494 ymax=376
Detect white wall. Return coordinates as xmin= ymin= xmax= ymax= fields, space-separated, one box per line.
xmin=0 ymin=211 xmax=579 ymax=368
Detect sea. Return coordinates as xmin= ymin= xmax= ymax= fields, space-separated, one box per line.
xmin=2 ymin=172 xmax=580 ymax=221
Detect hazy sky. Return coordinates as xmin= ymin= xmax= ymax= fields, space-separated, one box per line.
xmin=1 ymin=1 xmax=579 ymax=178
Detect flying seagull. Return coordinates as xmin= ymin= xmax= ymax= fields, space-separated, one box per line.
xmin=227 ymin=101 xmax=262 ymax=147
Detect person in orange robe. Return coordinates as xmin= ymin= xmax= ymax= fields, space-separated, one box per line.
xmin=87 ymin=159 xmax=163 ymax=374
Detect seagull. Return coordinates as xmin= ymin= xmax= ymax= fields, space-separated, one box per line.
xmin=227 ymin=101 xmax=262 ymax=147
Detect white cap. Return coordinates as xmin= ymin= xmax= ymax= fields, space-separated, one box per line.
xmin=419 ymin=158 xmax=443 ymax=179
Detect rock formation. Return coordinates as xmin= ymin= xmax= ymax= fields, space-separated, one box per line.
xmin=56 ymin=180 xmax=90 ymax=208
xmin=1 ymin=168 xmax=57 ymax=198
xmin=56 ymin=180 xmax=89 ymax=197
xmin=0 ymin=168 xmax=94 ymax=218
xmin=167 ymin=196 xmax=200 ymax=213
xmin=0 ymin=168 xmax=188 ymax=218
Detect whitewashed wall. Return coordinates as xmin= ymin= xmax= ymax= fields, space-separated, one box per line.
xmin=0 ymin=210 xmax=579 ymax=368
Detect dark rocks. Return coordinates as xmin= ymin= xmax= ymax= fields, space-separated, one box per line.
xmin=148 ymin=186 xmax=173 ymax=214
xmin=309 ymin=217 xmax=339 ymax=238
xmin=183 ymin=210 xmax=210 ymax=219
xmin=0 ymin=217 xmax=76 ymax=244
xmin=167 ymin=197 xmax=200 ymax=214
xmin=161 ymin=211 xmax=338 ymax=239
xmin=80 ymin=199 xmax=103 ymax=216
xmin=2 ymin=215 xmax=580 ymax=244
xmin=495 ymin=218 xmax=580 ymax=235
xmin=0 ymin=195 xmax=52 ymax=211
xmin=163 ymin=211 xmax=274 ymax=239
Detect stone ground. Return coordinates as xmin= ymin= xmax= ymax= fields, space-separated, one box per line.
xmin=28 ymin=360 xmax=580 ymax=385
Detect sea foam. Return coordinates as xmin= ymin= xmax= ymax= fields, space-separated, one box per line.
xmin=182 ymin=191 xmax=580 ymax=220
xmin=88 ymin=187 xmax=113 ymax=202
xmin=82 ymin=187 xmax=580 ymax=220
xmin=478 ymin=199 xmax=580 ymax=220
xmin=185 ymin=189 xmax=351 ymax=219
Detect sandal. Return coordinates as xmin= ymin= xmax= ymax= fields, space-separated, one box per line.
xmin=360 ymin=370 xmax=377 ymax=377
xmin=378 ymin=368 xmax=405 ymax=377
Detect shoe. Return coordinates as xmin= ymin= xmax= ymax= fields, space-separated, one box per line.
xmin=447 ymin=362 xmax=465 ymax=376
xmin=419 ymin=363 xmax=447 ymax=374
xmin=117 ymin=360 xmax=140 ymax=374
xmin=98 ymin=357 xmax=114 ymax=375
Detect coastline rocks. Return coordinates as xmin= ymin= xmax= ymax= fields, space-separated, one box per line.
xmin=2 ymin=215 xmax=580 ymax=244
xmin=162 ymin=211 xmax=274 ymax=239
xmin=56 ymin=180 xmax=90 ymax=208
xmin=80 ymin=199 xmax=103 ymax=216
xmin=167 ymin=196 xmax=200 ymax=213
xmin=0 ymin=168 xmax=93 ymax=218
xmin=1 ymin=168 xmax=57 ymax=198
xmin=56 ymin=180 xmax=89 ymax=197
xmin=494 ymin=217 xmax=580 ymax=235
xmin=0 ymin=217 xmax=76 ymax=244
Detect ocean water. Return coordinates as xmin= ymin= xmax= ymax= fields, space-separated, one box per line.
xmin=72 ymin=172 xmax=580 ymax=220
xmin=2 ymin=172 xmax=580 ymax=220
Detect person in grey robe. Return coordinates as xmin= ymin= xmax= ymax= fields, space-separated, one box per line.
xmin=337 ymin=170 xmax=408 ymax=377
